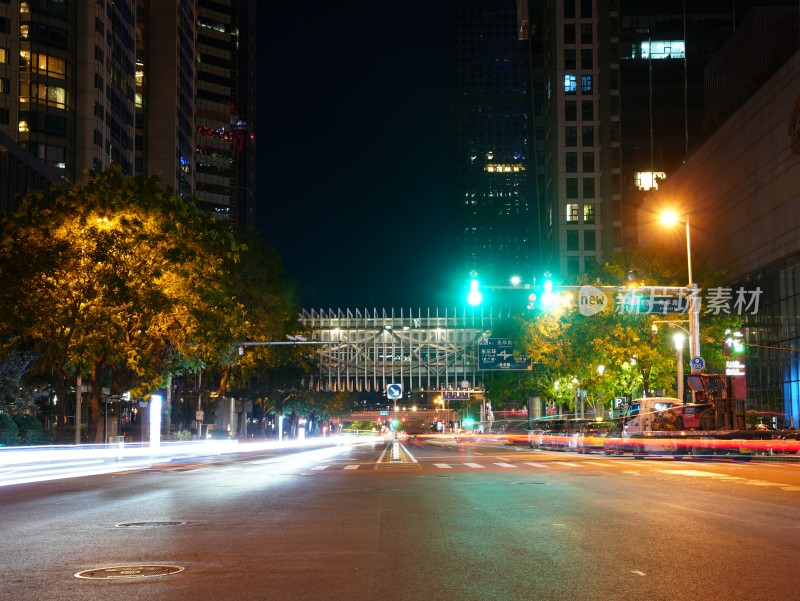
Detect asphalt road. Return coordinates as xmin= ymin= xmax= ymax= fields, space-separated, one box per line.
xmin=2 ymin=437 xmax=800 ymax=601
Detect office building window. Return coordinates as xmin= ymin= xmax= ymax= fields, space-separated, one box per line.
xmin=583 ymin=177 xmax=595 ymax=198
xmin=582 ymin=100 xmax=593 ymax=120
xmin=584 ymin=230 xmax=596 ymax=251
xmin=0 ymin=77 xmax=10 ymax=93
xmin=581 ymin=75 xmax=593 ymax=94
xmin=567 ymin=229 xmax=579 ymax=251
xmin=583 ymin=151 xmax=594 ymax=172
xmin=0 ymin=47 xmax=7 ymax=63
xmin=564 ymin=0 xmax=575 ymax=18
xmin=565 ymin=100 xmax=576 ymax=121
xmin=566 ymin=178 xmax=578 ymax=199
xmin=564 ymin=74 xmax=577 ymax=94
xmin=583 ymin=203 xmax=596 ymax=224
xmin=564 ymin=49 xmax=576 ymax=69
xmin=564 ymin=24 xmax=575 ymax=44
xmin=0 ymin=108 xmax=8 ymax=124
xmin=581 ymin=24 xmax=592 ymax=44
xmin=582 ymin=126 xmax=594 ymax=146
xmin=567 ymin=256 xmax=580 ymax=277
xmin=581 ymin=0 xmax=592 ymax=18
xmin=581 ymin=49 xmax=592 ymax=70
xmin=566 ymin=152 xmax=577 ymax=173
xmin=565 ymin=126 xmax=577 ymax=147
xmin=566 ymin=203 xmax=579 ymax=223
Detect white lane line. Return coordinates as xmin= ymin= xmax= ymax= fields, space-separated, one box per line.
xmin=523 ymin=462 xmax=550 ymax=468
xmin=494 ymin=462 xmax=517 ymax=468
xmin=631 ymin=570 xmax=646 ymax=576
xmin=310 ymin=465 xmax=328 ymax=471
xmin=400 ymin=444 xmax=419 ymax=463
xmin=464 ymin=463 xmax=485 ymax=469
xmin=560 ymin=462 xmax=583 ymax=467
xmin=343 ymin=465 xmax=360 ymax=470
xmin=434 ymin=463 xmax=453 ymax=469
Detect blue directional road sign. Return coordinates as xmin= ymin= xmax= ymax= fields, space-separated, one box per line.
xmin=690 ymin=356 xmax=706 ymax=373
xmin=386 ymin=383 xmax=403 ymax=399
xmin=478 ymin=338 xmax=532 ymax=371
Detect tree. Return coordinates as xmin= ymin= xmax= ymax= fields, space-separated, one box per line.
xmin=0 ymin=169 xmax=244 ymax=441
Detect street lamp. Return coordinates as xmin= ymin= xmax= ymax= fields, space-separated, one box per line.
xmin=673 ymin=331 xmax=685 ymax=402
xmin=661 ymin=211 xmax=701 ymax=364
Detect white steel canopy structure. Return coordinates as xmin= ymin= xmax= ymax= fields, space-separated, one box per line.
xmin=299 ymin=307 xmax=511 ymax=393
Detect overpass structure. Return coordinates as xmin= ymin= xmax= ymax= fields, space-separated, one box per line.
xmin=298 ymin=307 xmax=513 ymax=395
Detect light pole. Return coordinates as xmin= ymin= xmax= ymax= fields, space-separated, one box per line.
xmin=673 ymin=332 xmax=685 ymax=402
xmin=661 ymin=211 xmax=701 ymax=364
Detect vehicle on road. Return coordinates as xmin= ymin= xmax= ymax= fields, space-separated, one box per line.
xmin=576 ymin=420 xmax=615 ymax=453
xmin=605 ymin=374 xmax=800 ymax=457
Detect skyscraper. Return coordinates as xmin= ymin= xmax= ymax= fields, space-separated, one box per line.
xmin=1 ymin=0 xmax=256 ymax=229
xmin=450 ymin=0 xmax=538 ymax=288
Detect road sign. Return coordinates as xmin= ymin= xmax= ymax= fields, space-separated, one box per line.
xmin=629 ymin=294 xmax=690 ymax=314
xmin=386 ymin=383 xmax=403 ymax=399
xmin=443 ymin=391 xmax=470 ymax=401
xmin=478 ymin=338 xmax=532 ymax=371
xmin=690 ymin=356 xmax=706 ymax=372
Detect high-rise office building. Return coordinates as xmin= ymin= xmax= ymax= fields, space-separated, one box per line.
xmin=533 ymin=0 xmax=622 ymax=280
xmin=1 ymin=0 xmax=256 ymax=229
xmin=450 ymin=0 xmax=538 ymax=288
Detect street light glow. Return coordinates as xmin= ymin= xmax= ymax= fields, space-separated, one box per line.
xmin=660 ymin=210 xmax=680 ymax=226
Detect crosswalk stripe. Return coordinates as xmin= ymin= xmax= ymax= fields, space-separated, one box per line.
xmin=464 ymin=462 xmax=485 ymax=468
xmin=310 ymin=465 xmax=328 ymax=470
xmin=523 ymin=462 xmax=550 ymax=468
xmin=560 ymin=462 xmax=582 ymax=467
xmin=494 ymin=462 xmax=517 ymax=468
xmin=434 ymin=463 xmax=453 ymax=469
xmin=343 ymin=465 xmax=360 ymax=470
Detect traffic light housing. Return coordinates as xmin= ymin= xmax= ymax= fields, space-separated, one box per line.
xmin=540 ymin=273 xmax=555 ymax=306
xmin=466 ymin=272 xmax=483 ymax=306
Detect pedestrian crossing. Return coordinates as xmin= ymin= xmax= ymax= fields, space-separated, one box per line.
xmin=303 ymin=459 xmax=656 ymax=472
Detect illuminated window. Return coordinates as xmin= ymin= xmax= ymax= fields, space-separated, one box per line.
xmin=19 ymin=50 xmax=66 ymax=78
xmin=624 ymin=41 xmax=685 ymax=60
xmin=564 ymin=74 xmax=576 ymax=94
xmin=634 ymin=171 xmax=666 ymax=190
xmin=0 ymin=77 xmax=8 ymax=93
xmin=19 ymin=81 xmax=67 ymax=107
xmin=566 ymin=203 xmax=579 ymax=223
xmin=583 ymin=203 xmax=596 ymax=224
xmin=0 ymin=48 xmax=7 ymax=63
xmin=20 ymin=24 xmax=29 ymax=39
xmin=19 ymin=120 xmax=29 ymax=132
xmin=581 ymin=75 xmax=592 ymax=94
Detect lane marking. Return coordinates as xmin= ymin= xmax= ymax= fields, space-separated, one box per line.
xmin=310 ymin=465 xmax=328 ymax=471
xmin=494 ymin=462 xmax=517 ymax=468
xmin=464 ymin=463 xmax=485 ymax=469
xmin=560 ymin=462 xmax=583 ymax=467
xmin=631 ymin=570 xmax=646 ymax=576
xmin=523 ymin=462 xmax=550 ymax=468
xmin=343 ymin=465 xmax=360 ymax=470
xmin=434 ymin=463 xmax=453 ymax=469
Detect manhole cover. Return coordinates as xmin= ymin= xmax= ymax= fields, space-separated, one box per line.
xmin=115 ymin=521 xmax=187 ymax=528
xmin=75 ymin=565 xmax=184 ymax=579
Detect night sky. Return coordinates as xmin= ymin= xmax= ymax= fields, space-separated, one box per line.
xmin=258 ymin=2 xmax=455 ymax=310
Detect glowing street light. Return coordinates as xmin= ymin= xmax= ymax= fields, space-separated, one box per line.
xmin=660 ymin=211 xmax=700 ymax=364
